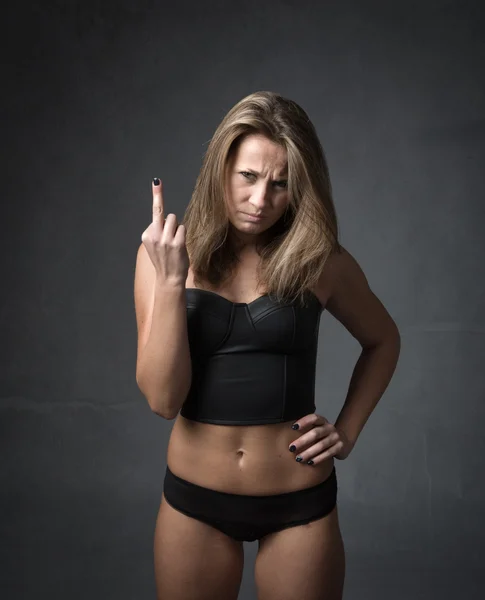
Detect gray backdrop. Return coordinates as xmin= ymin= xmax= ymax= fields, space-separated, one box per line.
xmin=1 ymin=0 xmax=484 ymax=598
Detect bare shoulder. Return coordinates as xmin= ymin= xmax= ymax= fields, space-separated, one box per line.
xmin=321 ymin=245 xmax=399 ymax=347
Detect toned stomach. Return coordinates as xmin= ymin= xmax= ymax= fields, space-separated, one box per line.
xmin=166 ymin=413 xmax=335 ymax=495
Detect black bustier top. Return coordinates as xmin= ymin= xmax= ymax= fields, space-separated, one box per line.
xmin=180 ymin=288 xmax=325 ymax=425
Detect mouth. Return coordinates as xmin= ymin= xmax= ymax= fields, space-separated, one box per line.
xmin=242 ymin=212 xmax=265 ymax=222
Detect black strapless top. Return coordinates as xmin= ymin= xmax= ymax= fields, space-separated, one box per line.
xmin=180 ymin=288 xmax=325 ymax=425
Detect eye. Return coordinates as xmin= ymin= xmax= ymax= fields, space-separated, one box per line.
xmin=240 ymin=172 xmax=287 ymax=189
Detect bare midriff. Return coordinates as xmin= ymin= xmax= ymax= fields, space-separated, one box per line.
xmin=167 ymin=415 xmax=335 ymax=495
xmin=166 ymin=263 xmax=334 ymax=495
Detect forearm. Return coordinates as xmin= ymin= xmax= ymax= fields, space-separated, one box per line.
xmin=136 ymin=281 xmax=192 ymax=419
xmin=334 ymin=329 xmax=401 ymax=447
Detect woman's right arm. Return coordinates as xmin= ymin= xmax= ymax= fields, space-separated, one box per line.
xmin=134 ymin=178 xmax=192 ymax=419
xmin=134 ymin=242 xmax=192 ymax=419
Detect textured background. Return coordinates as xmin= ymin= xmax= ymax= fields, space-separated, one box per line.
xmin=1 ymin=0 xmax=484 ymax=598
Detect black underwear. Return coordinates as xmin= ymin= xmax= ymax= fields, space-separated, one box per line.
xmin=163 ymin=464 xmax=338 ymax=543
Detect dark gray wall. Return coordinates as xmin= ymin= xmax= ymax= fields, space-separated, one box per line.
xmin=1 ymin=0 xmax=484 ymax=598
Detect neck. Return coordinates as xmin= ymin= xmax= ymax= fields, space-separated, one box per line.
xmin=229 ymin=229 xmax=271 ymax=255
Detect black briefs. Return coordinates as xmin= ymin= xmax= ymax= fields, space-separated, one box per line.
xmin=163 ymin=464 xmax=338 ymax=543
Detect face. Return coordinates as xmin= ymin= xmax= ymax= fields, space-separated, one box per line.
xmin=224 ymin=133 xmax=289 ymax=249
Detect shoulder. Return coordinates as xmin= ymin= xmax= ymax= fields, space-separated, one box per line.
xmin=317 ymin=245 xmax=399 ymax=347
xmin=324 ymin=245 xmax=365 ymax=290
xmin=312 ymin=244 xmax=348 ymax=306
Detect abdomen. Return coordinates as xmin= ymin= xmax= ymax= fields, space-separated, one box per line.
xmin=166 ymin=413 xmax=335 ymax=495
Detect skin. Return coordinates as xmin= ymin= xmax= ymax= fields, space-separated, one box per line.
xmin=152 ymin=132 xmax=400 ymax=599
xmin=223 ymin=132 xmax=291 ymax=254
xmin=167 ymin=134 xmax=338 ymax=498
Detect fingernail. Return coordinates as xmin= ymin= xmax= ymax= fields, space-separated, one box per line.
xmin=307 ymin=460 xmax=314 ymax=466
xmin=153 ymin=177 xmax=160 ymax=186
xmin=291 ymin=423 xmax=299 ymax=430
xmin=296 ymin=456 xmax=303 ymax=462
xmin=289 ymin=445 xmax=296 ymax=452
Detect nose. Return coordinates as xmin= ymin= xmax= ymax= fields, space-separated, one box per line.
xmin=249 ymin=182 xmax=272 ymax=212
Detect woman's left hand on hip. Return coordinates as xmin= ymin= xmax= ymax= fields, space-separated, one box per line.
xmin=288 ymin=413 xmax=354 ymax=464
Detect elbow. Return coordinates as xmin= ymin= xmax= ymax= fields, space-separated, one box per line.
xmin=136 ymin=372 xmax=191 ymax=421
xmin=389 ymin=323 xmax=401 ymax=350
xmin=150 ymin=406 xmax=178 ymax=420
xmin=135 ymin=377 xmax=176 ymax=420
xmin=146 ymin=395 xmax=179 ymax=420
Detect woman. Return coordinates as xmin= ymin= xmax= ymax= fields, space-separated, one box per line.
xmin=134 ymin=91 xmax=401 ymax=600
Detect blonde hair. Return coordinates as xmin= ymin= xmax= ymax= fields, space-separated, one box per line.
xmin=182 ymin=90 xmax=343 ymax=307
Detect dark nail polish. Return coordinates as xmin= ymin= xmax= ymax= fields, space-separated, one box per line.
xmin=289 ymin=445 xmax=296 ymax=452
xmin=307 ymin=460 xmax=314 ymax=466
xmin=153 ymin=177 xmax=160 ymax=186
xmin=296 ymin=456 xmax=303 ymax=462
xmin=292 ymin=424 xmax=299 ymax=430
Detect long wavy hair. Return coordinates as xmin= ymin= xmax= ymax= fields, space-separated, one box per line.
xmin=182 ymin=90 xmax=343 ymax=307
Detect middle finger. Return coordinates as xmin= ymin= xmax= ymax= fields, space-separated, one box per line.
xmin=152 ymin=177 xmax=164 ymax=225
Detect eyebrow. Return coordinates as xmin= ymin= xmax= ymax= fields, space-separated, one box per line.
xmin=240 ymin=167 xmax=288 ymax=180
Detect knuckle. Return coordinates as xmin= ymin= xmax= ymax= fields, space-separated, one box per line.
xmin=142 ymin=230 xmax=153 ymax=244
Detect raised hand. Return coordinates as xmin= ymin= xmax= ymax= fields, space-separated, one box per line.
xmin=141 ymin=178 xmax=189 ymax=286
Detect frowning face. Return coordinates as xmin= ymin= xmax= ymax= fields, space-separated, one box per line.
xmin=224 ymin=133 xmax=290 ymax=248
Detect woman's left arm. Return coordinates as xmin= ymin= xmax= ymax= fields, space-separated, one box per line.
xmin=324 ymin=246 xmax=401 ymax=452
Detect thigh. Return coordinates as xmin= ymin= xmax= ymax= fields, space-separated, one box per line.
xmin=154 ymin=492 xmax=245 ymax=600
xmin=254 ymin=505 xmax=345 ymax=600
